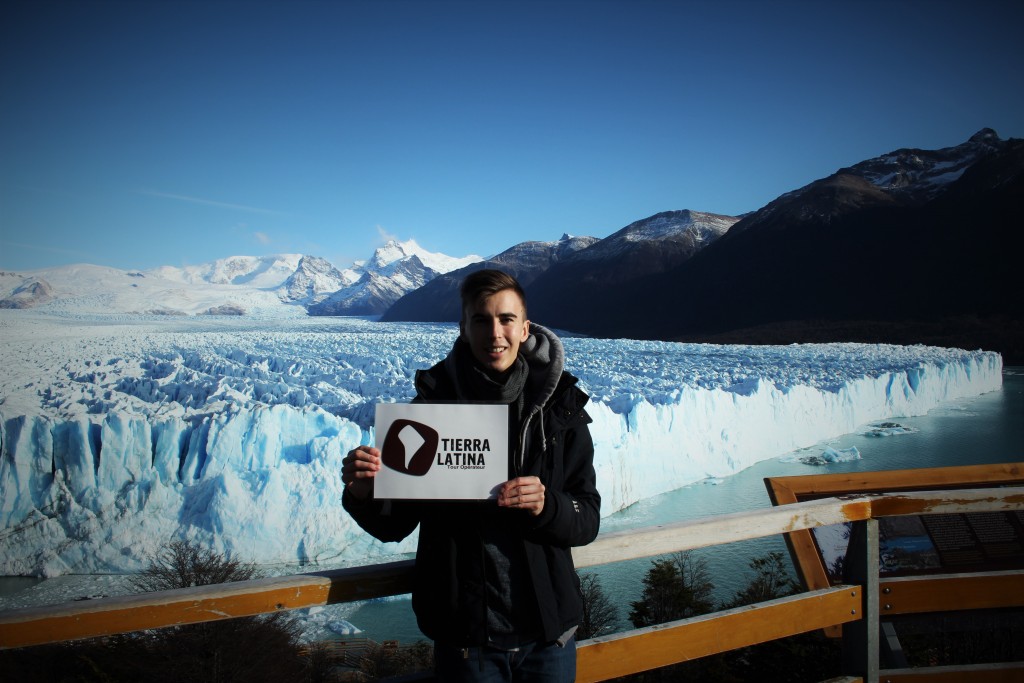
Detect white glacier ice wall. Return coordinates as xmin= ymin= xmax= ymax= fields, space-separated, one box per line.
xmin=585 ymin=353 xmax=1003 ymax=513
xmin=0 ymin=313 xmax=1005 ymax=576
xmin=0 ymin=407 xmax=392 ymax=576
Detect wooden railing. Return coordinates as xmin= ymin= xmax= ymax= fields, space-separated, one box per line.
xmin=2 ymin=480 xmax=1022 ymax=682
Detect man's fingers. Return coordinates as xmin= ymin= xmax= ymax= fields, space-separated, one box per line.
xmin=342 ymin=446 xmax=381 ymax=485
xmin=500 ymin=481 xmax=545 ymax=506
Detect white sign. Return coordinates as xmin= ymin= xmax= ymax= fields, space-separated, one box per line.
xmin=373 ymin=403 xmax=509 ymax=500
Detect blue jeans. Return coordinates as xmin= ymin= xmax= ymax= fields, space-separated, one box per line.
xmin=434 ymin=637 xmax=576 ymax=682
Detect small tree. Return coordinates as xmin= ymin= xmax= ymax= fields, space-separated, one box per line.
xmin=129 ymin=539 xmax=306 ymax=683
xmin=616 ymin=551 xmax=842 ymax=682
xmin=131 ymin=539 xmax=258 ymax=592
xmin=722 ymin=550 xmax=799 ymax=608
xmin=629 ymin=551 xmax=714 ymax=628
xmin=577 ymin=572 xmax=619 ymax=639
xmin=0 ymin=540 xmax=309 ymax=683
xmin=672 ymin=550 xmax=714 ymax=606
xmin=716 ymin=551 xmax=840 ymax=681
xmin=302 ymin=641 xmax=337 ymax=683
xmin=358 ymin=639 xmax=433 ymax=679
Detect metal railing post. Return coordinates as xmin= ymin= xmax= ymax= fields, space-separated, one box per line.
xmin=841 ymin=518 xmax=879 ymax=681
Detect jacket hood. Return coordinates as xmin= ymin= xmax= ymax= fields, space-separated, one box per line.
xmin=519 ymin=323 xmax=565 ymax=412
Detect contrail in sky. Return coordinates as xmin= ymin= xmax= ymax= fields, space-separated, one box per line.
xmin=139 ymin=190 xmax=286 ymax=215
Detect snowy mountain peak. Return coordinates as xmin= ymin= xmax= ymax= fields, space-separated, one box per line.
xmin=0 ymin=273 xmax=53 ymax=309
xmin=150 ymin=254 xmax=303 ymax=288
xmin=2 ymin=239 xmax=484 ymax=318
xmin=739 ymin=128 xmax=1015 ymax=235
xmin=621 ymin=209 xmax=738 ymax=242
xmin=279 ymin=255 xmax=348 ymax=304
xmin=306 ymin=241 xmax=481 ymax=317
xmin=969 ymin=127 xmax=1000 ymax=144
xmin=572 ymin=209 xmax=739 ymax=262
xmin=839 ymin=128 xmax=1005 ymax=201
xmin=369 ymin=239 xmax=419 ymax=268
xmin=369 ymin=238 xmax=480 ymax=275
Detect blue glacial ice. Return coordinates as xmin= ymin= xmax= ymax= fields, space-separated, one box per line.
xmin=0 ymin=313 xmax=1004 ymax=576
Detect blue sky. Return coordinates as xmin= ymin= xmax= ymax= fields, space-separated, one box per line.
xmin=2 ymin=0 xmax=1022 ymax=272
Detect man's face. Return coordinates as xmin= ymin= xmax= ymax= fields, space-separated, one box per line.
xmin=462 ymin=289 xmax=530 ymax=374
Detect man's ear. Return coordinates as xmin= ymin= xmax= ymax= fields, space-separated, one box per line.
xmin=459 ymin=321 xmax=467 ymax=342
xmin=521 ymin=319 xmax=530 ymax=341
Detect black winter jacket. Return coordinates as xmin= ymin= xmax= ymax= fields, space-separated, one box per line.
xmin=342 ymin=325 xmax=601 ymax=646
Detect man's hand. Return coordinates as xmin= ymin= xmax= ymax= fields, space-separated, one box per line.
xmin=497 ymin=476 xmax=546 ymax=516
xmin=342 ymin=445 xmax=380 ymax=501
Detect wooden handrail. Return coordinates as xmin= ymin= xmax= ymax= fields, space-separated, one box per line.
xmin=0 ymin=560 xmax=415 ymax=649
xmin=878 ymin=570 xmax=1024 ymax=615
xmin=1 ymin=486 xmax=1021 ymax=650
xmin=1 ymin=484 xmax=1023 ymax=681
xmin=879 ymin=662 xmax=1024 ymax=682
xmin=576 ymin=585 xmax=862 ymax=682
xmin=571 ymin=486 xmax=1024 ymax=568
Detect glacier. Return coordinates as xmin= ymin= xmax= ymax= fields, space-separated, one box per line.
xmin=0 ymin=310 xmax=1005 ymax=577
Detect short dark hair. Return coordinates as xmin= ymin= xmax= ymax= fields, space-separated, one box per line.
xmin=460 ymin=269 xmax=527 ymax=320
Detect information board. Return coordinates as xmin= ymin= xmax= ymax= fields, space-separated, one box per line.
xmin=765 ymin=462 xmax=1024 ymax=589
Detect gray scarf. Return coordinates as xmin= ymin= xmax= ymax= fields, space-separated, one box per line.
xmin=450 ymin=339 xmax=529 ymax=408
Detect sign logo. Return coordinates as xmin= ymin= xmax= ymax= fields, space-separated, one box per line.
xmin=381 ymin=419 xmax=439 ymax=476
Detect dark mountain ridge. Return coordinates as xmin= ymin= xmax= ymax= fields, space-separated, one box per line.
xmin=577 ymin=131 xmax=1024 ymax=362
xmin=381 ymin=129 xmax=1023 ymax=362
xmin=527 ymin=210 xmax=739 ymax=332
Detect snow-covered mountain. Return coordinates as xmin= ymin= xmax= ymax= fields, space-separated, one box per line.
xmin=524 ymin=210 xmax=739 ymax=331
xmin=364 ymin=237 xmax=477 ymax=275
xmin=0 ymin=263 xmax=287 ymax=317
xmin=0 ymin=241 xmax=480 ymax=317
xmin=279 ymin=255 xmax=350 ymax=305
xmin=381 ymin=233 xmax=600 ymax=323
xmin=838 ymin=127 xmax=1004 ymax=202
xmin=150 ymin=254 xmax=304 ymax=288
xmin=566 ymin=210 xmax=738 ymax=261
xmin=473 ymin=233 xmax=601 ymax=271
xmin=381 ymin=211 xmax=740 ymax=329
xmin=730 ymin=128 xmax=1010 ymax=236
xmin=308 ymin=239 xmax=481 ymax=316
xmin=308 ymin=256 xmax=437 ymax=316
xmin=0 ymin=272 xmax=54 ymax=309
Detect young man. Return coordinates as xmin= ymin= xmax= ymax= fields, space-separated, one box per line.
xmin=342 ymin=269 xmax=601 ymax=682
